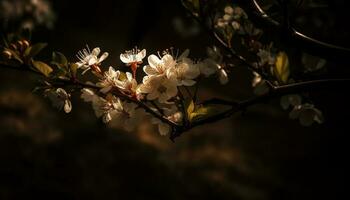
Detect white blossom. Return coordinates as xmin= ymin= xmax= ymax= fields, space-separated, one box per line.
xmin=115 ymin=72 xmax=138 ymax=95
xmin=138 ymin=75 xmax=177 ymax=103
xmin=168 ymin=50 xmax=200 ymax=86
xmin=120 ymin=48 xmax=146 ymax=65
xmin=218 ymin=67 xmax=229 ymax=85
xmin=92 ymin=95 xmax=122 ymax=123
xmin=289 ymin=103 xmax=324 ymax=126
xmin=151 ymin=106 xmax=182 ymax=136
xmin=46 ymin=88 xmax=72 ymax=113
xmin=110 ymin=101 xmax=145 ymax=132
xmin=81 ymin=88 xmax=98 ymax=102
xmin=280 ymin=94 xmax=302 ymax=110
xmin=85 ymin=92 xmax=144 ymax=129
xmin=216 ymin=5 xmax=246 ymax=29
xmin=224 ymin=6 xmax=234 ymax=15
xmin=143 ymin=54 xmax=176 ymax=77
xmin=76 ymin=46 xmax=108 ymax=74
xmin=257 ymin=48 xmax=275 ymax=66
xmin=231 ymin=21 xmax=240 ymax=30
xmin=200 ymin=59 xmax=218 ymax=77
xmin=97 ymin=66 xmax=121 ymax=94
xmin=199 ymin=47 xmax=229 ymax=84
xmin=252 ymin=72 xmax=262 ymax=87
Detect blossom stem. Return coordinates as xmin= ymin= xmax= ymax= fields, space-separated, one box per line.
xmin=131 ymin=63 xmax=138 ymax=78
xmin=170 ymin=78 xmax=350 ymax=140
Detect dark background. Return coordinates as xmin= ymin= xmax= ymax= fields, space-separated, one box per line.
xmin=0 ymin=0 xmax=349 ymax=199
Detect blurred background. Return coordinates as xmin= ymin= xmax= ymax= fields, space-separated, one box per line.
xmin=0 ymin=0 xmax=348 ymax=199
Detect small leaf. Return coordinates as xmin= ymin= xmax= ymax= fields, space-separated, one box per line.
xmin=274 ymin=51 xmax=289 ymax=84
xmin=32 ymin=60 xmax=53 ymax=77
xmin=52 ymin=51 xmax=68 ymax=66
xmin=25 ymin=43 xmax=47 ymax=58
xmin=189 ymin=106 xmax=210 ymax=122
xmin=186 ymin=100 xmax=195 ymax=120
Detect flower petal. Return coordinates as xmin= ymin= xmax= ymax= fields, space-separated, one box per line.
xmin=92 ymin=47 xmax=101 ymax=56
xmin=64 ymin=100 xmax=72 ymax=113
xmin=137 ymin=49 xmax=146 ymax=61
xmin=88 ymin=56 xmax=98 ymax=65
xmin=143 ymin=65 xmax=158 ymax=76
xmin=120 ymin=53 xmax=131 ymax=64
xmin=98 ymin=52 xmax=109 ymax=63
xmin=148 ymin=54 xmax=161 ymax=68
xmin=178 ymin=49 xmax=190 ymax=60
xmin=219 ymin=69 xmax=229 ymax=85
xmin=158 ymin=122 xmax=171 ymax=136
xmin=81 ymin=88 xmax=96 ymax=102
xmin=147 ymin=91 xmax=159 ymax=100
xmin=162 ymin=54 xmax=175 ymax=68
xmin=126 ymin=72 xmax=133 ymax=81
xmin=182 ymin=79 xmax=196 ymax=86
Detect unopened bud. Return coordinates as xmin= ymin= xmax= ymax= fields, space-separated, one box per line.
xmin=22 ymin=40 xmax=30 ymax=49
xmin=16 ymin=40 xmax=24 ymax=52
xmin=91 ymin=64 xmax=102 ymax=74
xmin=3 ymin=50 xmax=12 ymax=59
xmin=10 ymin=43 xmax=17 ymax=51
xmin=16 ymin=40 xmax=24 ymax=48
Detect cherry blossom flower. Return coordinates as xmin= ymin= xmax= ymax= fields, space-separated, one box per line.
xmin=143 ymin=54 xmax=176 ymax=77
xmin=120 ymin=47 xmax=146 ymax=78
xmin=216 ymin=5 xmax=246 ymax=30
xmin=46 ymin=88 xmax=72 ymax=113
xmin=97 ymin=66 xmax=121 ymax=94
xmin=81 ymin=88 xmax=98 ymax=102
xmin=280 ymin=94 xmax=302 ymax=110
xmin=218 ymin=67 xmax=229 ymax=85
xmin=200 ymin=59 xmax=218 ymax=77
xmin=76 ymin=46 xmax=109 ymax=74
xmin=115 ymin=72 xmax=138 ymax=96
xmin=120 ymin=48 xmax=146 ymax=65
xmin=231 ymin=21 xmax=240 ymax=30
xmin=151 ymin=106 xmax=182 ymax=136
xmin=138 ymin=75 xmax=177 ymax=103
xmin=110 ymin=101 xmax=145 ymax=132
xmin=257 ymin=48 xmax=275 ymax=66
xmin=168 ymin=50 xmax=200 ymax=86
xmin=200 ymin=47 xmax=229 ymax=84
xmin=171 ymin=59 xmax=200 ymax=86
xmin=289 ymin=104 xmax=324 ymax=126
xmin=92 ymin=94 xmax=122 ymax=123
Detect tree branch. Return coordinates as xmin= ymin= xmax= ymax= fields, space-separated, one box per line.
xmin=0 ymin=62 xmax=180 ymax=129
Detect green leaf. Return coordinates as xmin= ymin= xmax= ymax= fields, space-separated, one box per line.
xmin=274 ymin=51 xmax=290 ymax=84
xmin=186 ymin=100 xmax=195 ymax=120
xmin=24 ymin=43 xmax=47 ymax=58
xmin=52 ymin=51 xmax=68 ymax=66
xmin=189 ymin=106 xmax=210 ymax=122
xmin=32 ymin=60 xmax=53 ymax=77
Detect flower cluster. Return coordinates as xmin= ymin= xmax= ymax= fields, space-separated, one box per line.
xmin=216 ymin=5 xmax=247 ymax=31
xmin=44 ymin=46 xmax=229 ymax=136
xmin=281 ymin=95 xmax=324 ymax=126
